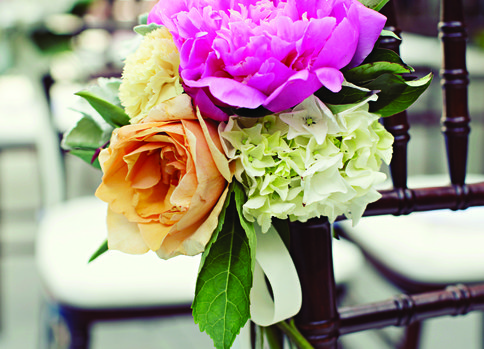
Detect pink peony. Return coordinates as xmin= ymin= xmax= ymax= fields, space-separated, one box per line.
xmin=148 ymin=0 xmax=386 ymax=121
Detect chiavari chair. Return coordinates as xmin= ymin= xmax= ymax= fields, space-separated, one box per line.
xmin=288 ymin=0 xmax=484 ymax=348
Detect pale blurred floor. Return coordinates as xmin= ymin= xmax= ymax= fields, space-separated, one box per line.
xmin=0 ymin=145 xmax=482 ymax=349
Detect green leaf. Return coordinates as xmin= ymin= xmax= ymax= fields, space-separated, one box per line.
xmin=193 ymin=185 xmax=253 ymax=349
xmin=69 ymin=149 xmax=101 ymax=169
xmin=364 ymin=73 xmax=433 ymax=117
xmin=326 ymin=101 xmax=361 ymax=115
xmin=134 ymin=23 xmax=164 ymax=36
xmin=381 ymin=29 xmax=401 ymax=40
xmin=362 ymin=48 xmax=409 ymax=67
xmin=76 ymin=90 xmax=130 ymax=128
xmin=89 ymin=78 xmax=124 ymax=109
xmin=61 ymin=115 xmax=111 ymax=169
xmin=315 ymin=84 xmax=375 ymax=105
xmin=88 ymin=240 xmax=109 ymax=263
xmin=345 ymin=61 xmax=412 ymax=84
xmin=234 ymin=182 xmax=256 ymax=272
xmin=357 ymin=0 xmax=389 ymax=11
xmin=138 ymin=13 xmax=148 ymax=25
xmin=198 ymin=183 xmax=235 ymax=272
xmin=62 ymin=116 xmax=105 ymax=150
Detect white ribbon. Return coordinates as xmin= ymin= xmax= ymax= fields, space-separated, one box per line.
xmin=249 ymin=224 xmax=302 ymax=327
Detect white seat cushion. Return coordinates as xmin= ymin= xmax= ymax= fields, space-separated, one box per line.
xmin=333 ymin=237 xmax=364 ymax=286
xmin=36 ymin=196 xmax=364 ymax=309
xmin=36 ymin=196 xmax=200 ymax=309
xmin=0 ymin=75 xmax=47 ymax=146
xmin=340 ymin=174 xmax=484 ymax=284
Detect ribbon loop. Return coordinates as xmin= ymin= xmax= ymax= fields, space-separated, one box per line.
xmin=249 ymin=224 xmax=302 ymax=327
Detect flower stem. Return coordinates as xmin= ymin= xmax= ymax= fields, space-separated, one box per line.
xmin=275 ymin=320 xmax=314 ymax=349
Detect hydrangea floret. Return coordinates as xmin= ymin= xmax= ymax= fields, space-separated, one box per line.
xmin=220 ymin=95 xmax=393 ymax=232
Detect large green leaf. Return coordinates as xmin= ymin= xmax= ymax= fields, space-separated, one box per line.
xmin=76 ymin=90 xmax=130 ymax=128
xmin=234 ymin=182 xmax=256 ymax=272
xmin=344 ymin=61 xmax=412 ymax=84
xmin=193 ymin=184 xmax=253 ymax=349
xmin=197 ymin=184 xmax=235 ymax=272
xmin=365 ymin=73 xmax=433 ymax=117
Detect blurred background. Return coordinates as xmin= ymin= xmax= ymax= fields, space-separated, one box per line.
xmin=1 ymin=0 xmax=484 ymax=348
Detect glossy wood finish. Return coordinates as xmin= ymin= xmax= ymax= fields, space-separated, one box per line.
xmin=288 ymin=0 xmax=484 ymax=347
xmin=363 ymin=181 xmax=484 ymax=216
xmin=339 ymin=284 xmax=484 ymax=335
xmin=440 ymin=0 xmax=470 ymax=186
xmin=289 ymin=219 xmax=338 ymax=348
xmin=380 ymin=1 xmax=411 ymax=191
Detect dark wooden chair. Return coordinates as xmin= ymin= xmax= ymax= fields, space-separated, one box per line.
xmin=287 ymin=0 xmax=484 ymax=348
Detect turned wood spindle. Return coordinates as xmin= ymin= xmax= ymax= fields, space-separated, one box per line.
xmin=379 ymin=2 xmax=413 ymax=214
xmin=289 ymin=218 xmax=339 ymax=348
xmin=440 ymin=0 xmax=470 ymax=191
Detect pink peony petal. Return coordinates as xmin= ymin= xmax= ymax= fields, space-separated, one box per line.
xmin=315 ymin=67 xmax=344 ymax=93
xmin=348 ymin=1 xmax=387 ymax=68
xmin=314 ymin=16 xmax=358 ymax=69
xmin=185 ymin=86 xmax=230 ymax=121
xmin=263 ymin=70 xmax=322 ymax=112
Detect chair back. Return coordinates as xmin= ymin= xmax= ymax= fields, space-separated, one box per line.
xmin=288 ymin=0 xmax=484 ymax=347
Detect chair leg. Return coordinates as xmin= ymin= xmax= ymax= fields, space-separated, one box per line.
xmin=398 ymin=322 xmax=422 ymax=349
xmin=58 ymin=307 xmax=91 ymax=349
xmin=65 ymin=320 xmax=90 ymax=349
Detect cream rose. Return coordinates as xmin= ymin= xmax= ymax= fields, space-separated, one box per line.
xmin=95 ymin=94 xmax=231 ymax=259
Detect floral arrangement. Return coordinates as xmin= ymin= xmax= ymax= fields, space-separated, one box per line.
xmin=62 ymin=0 xmax=431 ymax=348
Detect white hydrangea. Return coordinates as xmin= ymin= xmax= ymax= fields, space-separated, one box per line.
xmin=220 ymin=95 xmax=393 ymax=232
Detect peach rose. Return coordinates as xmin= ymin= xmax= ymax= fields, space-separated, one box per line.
xmin=95 ymin=94 xmax=231 ymax=259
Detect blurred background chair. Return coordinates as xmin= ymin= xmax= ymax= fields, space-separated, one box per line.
xmin=35 ymin=196 xmax=202 ymax=349
xmin=0 ymin=0 xmax=76 ymax=335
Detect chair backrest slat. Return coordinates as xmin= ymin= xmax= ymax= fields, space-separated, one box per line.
xmin=364 ymin=180 xmax=484 ymax=215
xmin=339 ymin=284 xmax=484 ymax=335
xmin=380 ymin=2 xmax=411 ymax=192
xmin=440 ymin=0 xmax=470 ymax=186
